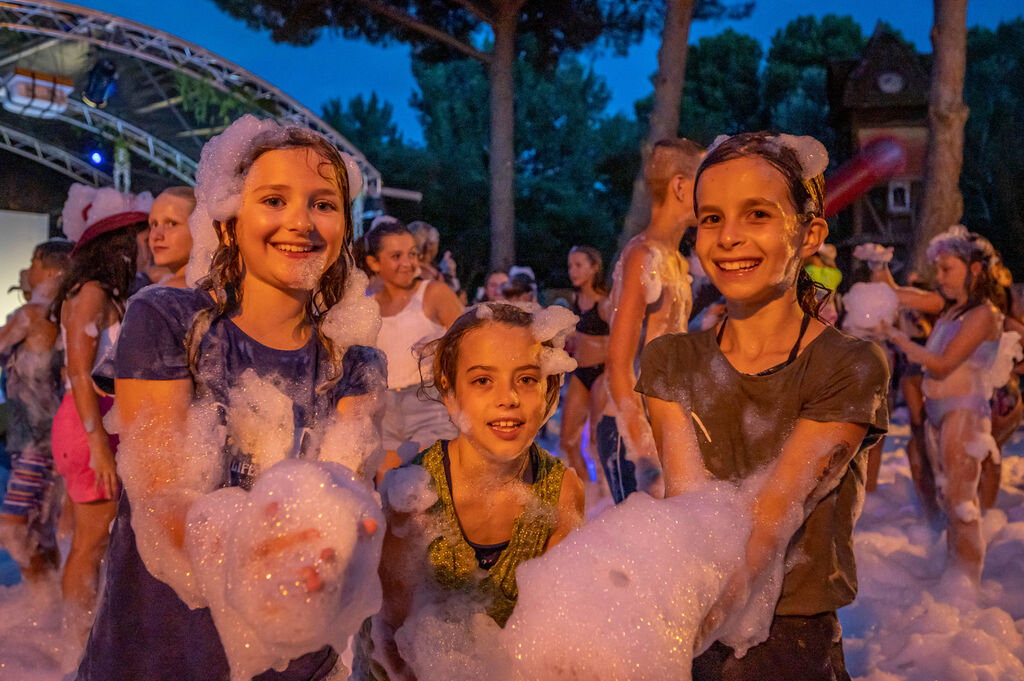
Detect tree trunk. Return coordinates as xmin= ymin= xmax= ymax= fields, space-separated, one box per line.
xmin=488 ymin=3 xmax=519 ymax=272
xmin=620 ymin=0 xmax=697 ymax=245
xmin=914 ymin=0 xmax=969 ymax=270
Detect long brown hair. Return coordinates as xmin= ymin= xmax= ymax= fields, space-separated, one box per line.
xmin=570 ymin=245 xmax=610 ymax=296
xmin=694 ymin=131 xmax=830 ymax=321
xmin=186 ymin=127 xmax=357 ymax=387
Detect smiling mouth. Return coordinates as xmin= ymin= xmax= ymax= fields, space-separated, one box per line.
xmin=273 ymin=243 xmax=317 ymax=254
xmin=488 ymin=419 xmax=524 ymax=438
xmin=716 ymin=259 xmax=762 ymax=273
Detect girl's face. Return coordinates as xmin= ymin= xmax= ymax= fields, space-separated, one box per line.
xmin=445 ymin=322 xmax=549 ymax=463
xmin=149 ymin=193 xmax=195 ymax=272
xmin=568 ymin=251 xmax=597 ymax=289
xmin=695 ymin=156 xmax=825 ymax=306
xmin=367 ymin=233 xmax=419 ymax=288
xmin=485 ymin=272 xmax=508 ymax=301
xmin=934 ymin=253 xmax=971 ymax=300
xmin=235 ymin=147 xmax=345 ymax=293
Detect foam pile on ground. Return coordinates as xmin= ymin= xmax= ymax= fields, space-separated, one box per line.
xmin=840 ymin=424 xmax=1024 ymax=680
xmin=186 ymin=459 xmax=384 ymax=681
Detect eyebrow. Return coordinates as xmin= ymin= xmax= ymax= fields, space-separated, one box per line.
xmin=698 ymin=197 xmax=781 ymax=213
xmin=251 ymin=184 xmax=339 ymax=196
xmin=466 ymin=364 xmax=541 ymax=373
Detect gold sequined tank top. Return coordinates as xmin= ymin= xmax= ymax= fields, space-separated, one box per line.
xmin=415 ymin=439 xmax=565 ymax=626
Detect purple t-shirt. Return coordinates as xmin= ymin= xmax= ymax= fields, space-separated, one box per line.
xmin=77 ymin=285 xmax=385 ymax=681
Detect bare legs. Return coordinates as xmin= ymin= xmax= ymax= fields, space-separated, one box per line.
xmin=559 ymin=375 xmax=593 ymax=482
xmin=62 ymin=498 xmax=117 ymax=612
xmin=902 ymin=375 xmax=941 ymax=519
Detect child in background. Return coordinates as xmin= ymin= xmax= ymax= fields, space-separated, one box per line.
xmin=359 ymin=218 xmax=463 ymax=476
xmin=0 ymin=240 xmax=73 ymax=578
xmin=475 ymin=270 xmax=508 ymax=303
xmin=887 ymin=225 xmax=1019 ymax=582
xmin=51 ymin=186 xmax=152 ymax=622
xmin=560 ymin=246 xmax=611 ymax=487
xmin=148 ymin=186 xmax=196 ymax=288
xmin=75 ymin=116 xmax=386 ymax=681
xmin=355 ymin=302 xmax=585 ymax=681
xmin=602 ymin=138 xmax=704 ymax=502
xmin=636 ymin=132 xmax=888 ymax=678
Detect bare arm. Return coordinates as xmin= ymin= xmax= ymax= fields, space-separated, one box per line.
xmin=645 ymin=396 xmax=711 ymax=497
xmin=890 ymin=305 xmax=1001 ymax=379
xmin=546 ymin=468 xmax=585 ymax=549
xmin=606 ymin=245 xmax=662 ymax=496
xmin=0 ymin=307 xmax=30 ymax=357
xmin=871 ymin=264 xmax=944 ymax=314
xmin=425 ymin=280 xmax=464 ymax=329
xmin=374 ymin=511 xmax=418 ymax=681
xmin=64 ymin=282 xmax=118 ymax=498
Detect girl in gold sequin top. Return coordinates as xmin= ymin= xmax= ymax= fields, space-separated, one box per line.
xmin=354 ymin=303 xmax=585 ymax=681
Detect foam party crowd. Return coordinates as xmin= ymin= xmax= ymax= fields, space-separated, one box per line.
xmin=2 ymin=115 xmax=1024 ymax=681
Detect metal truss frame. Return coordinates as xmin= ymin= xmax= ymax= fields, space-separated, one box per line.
xmin=0 ymin=120 xmax=111 ymax=185
xmin=0 ymin=0 xmax=382 ymax=195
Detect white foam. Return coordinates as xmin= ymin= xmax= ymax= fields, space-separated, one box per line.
xmin=842 ymin=282 xmax=899 ymax=336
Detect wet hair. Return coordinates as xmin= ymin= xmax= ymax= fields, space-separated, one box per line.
xmin=694 ymin=131 xmax=829 ymax=321
xmin=500 ymin=273 xmax=537 ymax=301
xmin=569 ymin=245 xmax=609 ymax=296
xmin=644 ymin=138 xmax=705 ymax=205
xmin=34 ymin=239 xmax=73 ymax=271
xmin=52 ymin=223 xmax=145 ymax=323
xmin=354 ymin=216 xmax=411 ymax=275
xmin=933 ymin=231 xmax=1007 ymax=315
xmin=187 ymin=127 xmax=358 ymax=385
xmin=422 ymin=303 xmax=560 ymax=416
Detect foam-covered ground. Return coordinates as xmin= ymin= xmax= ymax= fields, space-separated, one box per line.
xmin=3 ymin=422 xmax=1024 ymax=680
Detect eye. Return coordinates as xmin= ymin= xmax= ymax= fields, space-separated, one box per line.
xmin=314 ymin=199 xmax=337 ymax=212
xmin=263 ymin=196 xmax=284 ymax=208
xmin=149 ymin=220 xmax=158 ymax=229
xmin=698 ymin=214 xmax=720 ymax=227
xmin=471 ymin=376 xmax=491 ymax=386
xmin=748 ymin=209 xmax=772 ymax=220
xmin=519 ymin=375 xmax=540 ymax=385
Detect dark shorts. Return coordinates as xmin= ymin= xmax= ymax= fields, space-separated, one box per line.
xmin=595 ymin=415 xmax=636 ymax=504
xmin=571 ymin=364 xmax=604 ymax=391
xmin=693 ymin=612 xmax=850 ymax=681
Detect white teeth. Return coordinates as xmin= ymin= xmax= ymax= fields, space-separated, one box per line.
xmin=491 ymin=420 xmax=520 ymax=429
xmin=718 ymin=260 xmax=759 ymax=271
xmin=274 ymin=243 xmax=314 ymax=253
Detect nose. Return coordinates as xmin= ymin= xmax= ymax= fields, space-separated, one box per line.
xmin=286 ymin=204 xmax=315 ymax=234
xmin=717 ymin=215 xmax=746 ymax=249
xmin=497 ymin=380 xmax=520 ymax=408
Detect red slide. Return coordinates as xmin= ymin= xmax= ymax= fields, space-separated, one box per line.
xmin=823 ymin=137 xmax=907 ymax=217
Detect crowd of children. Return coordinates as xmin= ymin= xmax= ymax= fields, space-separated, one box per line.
xmin=0 ymin=113 xmax=1020 ymax=681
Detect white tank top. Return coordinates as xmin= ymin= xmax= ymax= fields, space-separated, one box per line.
xmin=377 ymin=280 xmax=445 ymax=390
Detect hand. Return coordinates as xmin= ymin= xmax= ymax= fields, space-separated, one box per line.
xmin=695 ymin=568 xmax=751 ymax=655
xmin=89 ymin=435 xmax=120 ymax=499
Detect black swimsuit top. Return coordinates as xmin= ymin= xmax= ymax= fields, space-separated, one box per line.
xmin=572 ymin=299 xmax=610 ymax=337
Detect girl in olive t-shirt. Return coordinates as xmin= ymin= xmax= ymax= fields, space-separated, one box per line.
xmin=636 ymin=132 xmax=888 ymax=681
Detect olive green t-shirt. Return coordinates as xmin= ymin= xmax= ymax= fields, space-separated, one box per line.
xmin=635 ymin=325 xmax=889 ymax=616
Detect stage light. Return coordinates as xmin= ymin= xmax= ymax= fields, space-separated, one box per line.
xmin=82 ymin=60 xmax=117 ymax=109
xmin=90 ymin=151 xmax=103 ymax=165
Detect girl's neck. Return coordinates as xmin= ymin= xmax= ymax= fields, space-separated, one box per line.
xmin=234 ymin=277 xmax=311 ymax=349
xmin=450 ymin=436 xmax=530 ymax=486
xmin=378 ymin=277 xmax=416 ymax=302
xmin=577 ymin=282 xmax=598 ymax=304
xmin=722 ymin=288 xmax=807 ymax=356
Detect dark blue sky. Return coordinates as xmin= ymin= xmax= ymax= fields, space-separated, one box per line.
xmin=77 ymin=1 xmax=1018 ymax=143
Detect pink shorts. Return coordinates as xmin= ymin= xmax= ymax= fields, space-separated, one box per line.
xmin=52 ymin=392 xmax=120 ymax=503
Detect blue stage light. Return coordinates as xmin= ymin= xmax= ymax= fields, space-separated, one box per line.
xmin=90 ymin=151 xmax=103 ymax=164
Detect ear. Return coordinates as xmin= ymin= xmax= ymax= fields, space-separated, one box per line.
xmin=365 ymin=253 xmax=382 ymax=274
xmin=670 ymin=176 xmax=692 ymax=204
xmin=969 ymin=261 xmax=983 ymax=277
xmin=798 ymin=217 xmax=829 ymax=259
xmin=441 ymin=382 xmax=458 ymax=416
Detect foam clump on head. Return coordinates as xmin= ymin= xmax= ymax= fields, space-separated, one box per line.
xmin=529 ymin=304 xmax=578 ymax=377
xmin=61 ymin=184 xmax=153 ymax=242
xmin=925 ymin=224 xmax=995 ymax=266
xmin=707 ymin=132 xmax=828 ymax=180
xmin=186 ymin=114 xmax=364 ymax=286
xmin=185 ymin=459 xmax=384 ymax=681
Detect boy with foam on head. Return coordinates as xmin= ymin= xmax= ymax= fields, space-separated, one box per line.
xmin=0 ymin=239 xmax=73 ymax=578
xmin=599 ymin=138 xmax=704 ymax=501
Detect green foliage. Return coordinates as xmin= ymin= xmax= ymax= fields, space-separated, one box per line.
xmin=961 ymin=19 xmax=1024 ymax=272
xmin=174 ymin=72 xmax=270 ymax=127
